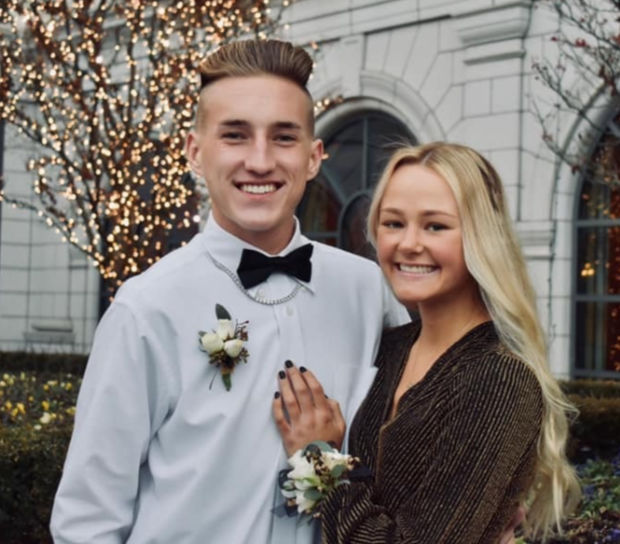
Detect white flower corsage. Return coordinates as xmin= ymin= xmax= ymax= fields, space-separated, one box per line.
xmin=278 ymin=441 xmax=361 ymax=518
xmin=198 ymin=304 xmax=249 ymax=391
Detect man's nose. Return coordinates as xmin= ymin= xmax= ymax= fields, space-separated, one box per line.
xmin=244 ymin=139 xmax=276 ymax=175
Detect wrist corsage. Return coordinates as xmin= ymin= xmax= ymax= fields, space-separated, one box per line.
xmin=278 ymin=441 xmax=361 ymax=518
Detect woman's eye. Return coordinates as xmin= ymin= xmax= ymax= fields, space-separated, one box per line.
xmin=381 ymin=221 xmax=403 ymax=229
xmin=427 ymin=223 xmax=446 ymax=232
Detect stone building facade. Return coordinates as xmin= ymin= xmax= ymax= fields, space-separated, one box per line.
xmin=0 ymin=0 xmax=617 ymax=379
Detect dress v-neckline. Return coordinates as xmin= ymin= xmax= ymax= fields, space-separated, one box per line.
xmin=383 ymin=320 xmax=494 ymax=425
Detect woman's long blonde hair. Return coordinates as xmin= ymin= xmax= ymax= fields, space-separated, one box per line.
xmin=367 ymin=142 xmax=581 ymax=539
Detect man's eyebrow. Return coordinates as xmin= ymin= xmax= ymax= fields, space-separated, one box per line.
xmin=218 ymin=120 xmax=302 ymax=130
xmin=273 ymin=121 xmax=302 ymax=130
xmin=219 ymin=119 xmax=250 ymax=128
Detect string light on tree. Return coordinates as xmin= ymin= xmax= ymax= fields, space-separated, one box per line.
xmin=0 ymin=0 xmax=293 ymax=300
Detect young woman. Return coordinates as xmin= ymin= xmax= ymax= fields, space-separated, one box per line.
xmin=274 ymin=142 xmax=580 ymax=543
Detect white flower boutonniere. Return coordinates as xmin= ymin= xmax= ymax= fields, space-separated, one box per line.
xmin=278 ymin=441 xmax=361 ymax=518
xmin=198 ymin=304 xmax=249 ymax=391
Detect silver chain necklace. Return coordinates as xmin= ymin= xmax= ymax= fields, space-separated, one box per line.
xmin=207 ymin=251 xmax=305 ymax=306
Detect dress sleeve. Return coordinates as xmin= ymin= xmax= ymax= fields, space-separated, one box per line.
xmin=50 ymin=300 xmax=166 ymax=543
xmin=319 ymin=354 xmax=543 ymax=544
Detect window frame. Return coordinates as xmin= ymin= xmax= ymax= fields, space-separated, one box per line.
xmin=571 ymin=112 xmax=620 ymax=379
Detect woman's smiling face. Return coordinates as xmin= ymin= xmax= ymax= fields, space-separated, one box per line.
xmin=376 ymin=163 xmax=477 ymax=309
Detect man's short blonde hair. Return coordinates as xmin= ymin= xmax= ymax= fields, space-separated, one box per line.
xmin=196 ymin=39 xmax=315 ymax=133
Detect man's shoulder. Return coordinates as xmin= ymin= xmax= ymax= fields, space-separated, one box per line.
xmin=116 ymin=237 xmax=205 ymax=302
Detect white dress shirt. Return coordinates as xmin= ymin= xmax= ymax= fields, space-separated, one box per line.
xmin=50 ymin=215 xmax=409 ymax=544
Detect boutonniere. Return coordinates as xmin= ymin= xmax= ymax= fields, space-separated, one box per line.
xmin=198 ymin=304 xmax=249 ymax=391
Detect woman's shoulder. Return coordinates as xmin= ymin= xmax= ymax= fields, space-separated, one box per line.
xmin=457 ymin=337 xmax=543 ymax=406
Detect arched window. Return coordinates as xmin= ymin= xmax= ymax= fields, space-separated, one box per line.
xmin=297 ymin=108 xmax=416 ymax=259
xmin=574 ymin=112 xmax=620 ymax=377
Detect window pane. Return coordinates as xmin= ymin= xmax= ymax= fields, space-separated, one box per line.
xmin=298 ymin=173 xmax=340 ymax=237
xmin=578 ymin=178 xmax=620 ymax=219
xmin=322 ymin=119 xmax=364 ymax=200
xmin=575 ymin=301 xmax=620 ymax=373
xmin=340 ymin=194 xmax=375 ymax=259
xmin=576 ymin=225 xmax=620 ymax=295
xmin=366 ymin=115 xmax=413 ymax=188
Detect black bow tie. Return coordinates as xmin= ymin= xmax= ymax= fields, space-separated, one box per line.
xmin=236 ymin=244 xmax=313 ymax=289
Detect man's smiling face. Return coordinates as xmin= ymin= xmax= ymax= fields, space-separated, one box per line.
xmin=186 ymin=74 xmax=322 ymax=254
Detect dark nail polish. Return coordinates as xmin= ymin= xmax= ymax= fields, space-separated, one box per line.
xmin=274 ymin=391 xmax=280 ymax=399
xmin=300 ymin=366 xmax=307 ymax=373
xmin=285 ymin=360 xmax=293 ymax=368
xmin=278 ymin=370 xmax=286 ymax=379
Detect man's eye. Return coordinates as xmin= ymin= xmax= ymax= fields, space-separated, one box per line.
xmin=275 ymin=134 xmax=296 ymax=143
xmin=221 ymin=132 xmax=245 ymax=140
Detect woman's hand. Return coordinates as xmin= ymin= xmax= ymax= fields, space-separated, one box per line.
xmin=272 ymin=362 xmax=346 ymax=457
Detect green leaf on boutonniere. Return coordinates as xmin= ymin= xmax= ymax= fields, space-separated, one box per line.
xmin=215 ymin=304 xmax=231 ymax=320
xmin=198 ymin=304 xmax=249 ymax=391
xmin=331 ymin=464 xmax=346 ymax=479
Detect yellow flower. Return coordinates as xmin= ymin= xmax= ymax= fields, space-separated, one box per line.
xmin=66 ymin=406 xmax=76 ymax=416
xmin=4 ymin=401 xmax=12 ymax=410
xmin=65 ymin=382 xmax=73 ymax=391
xmin=43 ymin=384 xmax=49 ymax=391
xmin=0 ymin=381 xmax=6 ymax=387
xmin=41 ymin=400 xmax=50 ymax=411
xmin=40 ymin=412 xmax=52 ymax=424
xmin=16 ymin=402 xmax=25 ymax=414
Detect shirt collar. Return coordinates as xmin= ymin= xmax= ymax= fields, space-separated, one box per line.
xmin=199 ymin=212 xmax=316 ymax=293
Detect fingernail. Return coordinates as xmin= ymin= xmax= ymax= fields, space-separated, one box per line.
xmin=324 ymin=393 xmax=328 ymax=398
xmin=285 ymin=360 xmax=293 ymax=368
xmin=300 ymin=366 xmax=307 ymax=373
xmin=278 ymin=370 xmax=286 ymax=379
xmin=274 ymin=391 xmax=280 ymax=399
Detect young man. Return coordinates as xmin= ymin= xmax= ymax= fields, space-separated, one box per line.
xmin=50 ymin=40 xmax=408 ymax=544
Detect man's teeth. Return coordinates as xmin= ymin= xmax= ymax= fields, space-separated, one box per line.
xmin=240 ymin=184 xmax=277 ymax=194
xmin=399 ymin=264 xmax=435 ymax=273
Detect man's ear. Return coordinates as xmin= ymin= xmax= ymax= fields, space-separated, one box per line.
xmin=185 ymin=131 xmax=203 ymax=177
xmin=307 ymin=138 xmax=324 ymax=180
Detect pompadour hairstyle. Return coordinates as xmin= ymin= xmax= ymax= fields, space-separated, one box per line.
xmin=195 ymin=39 xmax=315 ymax=131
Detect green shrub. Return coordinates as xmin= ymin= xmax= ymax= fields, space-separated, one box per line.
xmin=0 ymin=425 xmax=72 ymax=544
xmin=560 ymin=380 xmax=620 ymax=460
xmin=0 ymin=351 xmax=86 ymax=376
xmin=567 ymin=395 xmax=620 ymax=458
xmin=562 ymin=379 xmax=620 ymax=399
xmin=0 ymin=355 xmax=82 ymax=543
